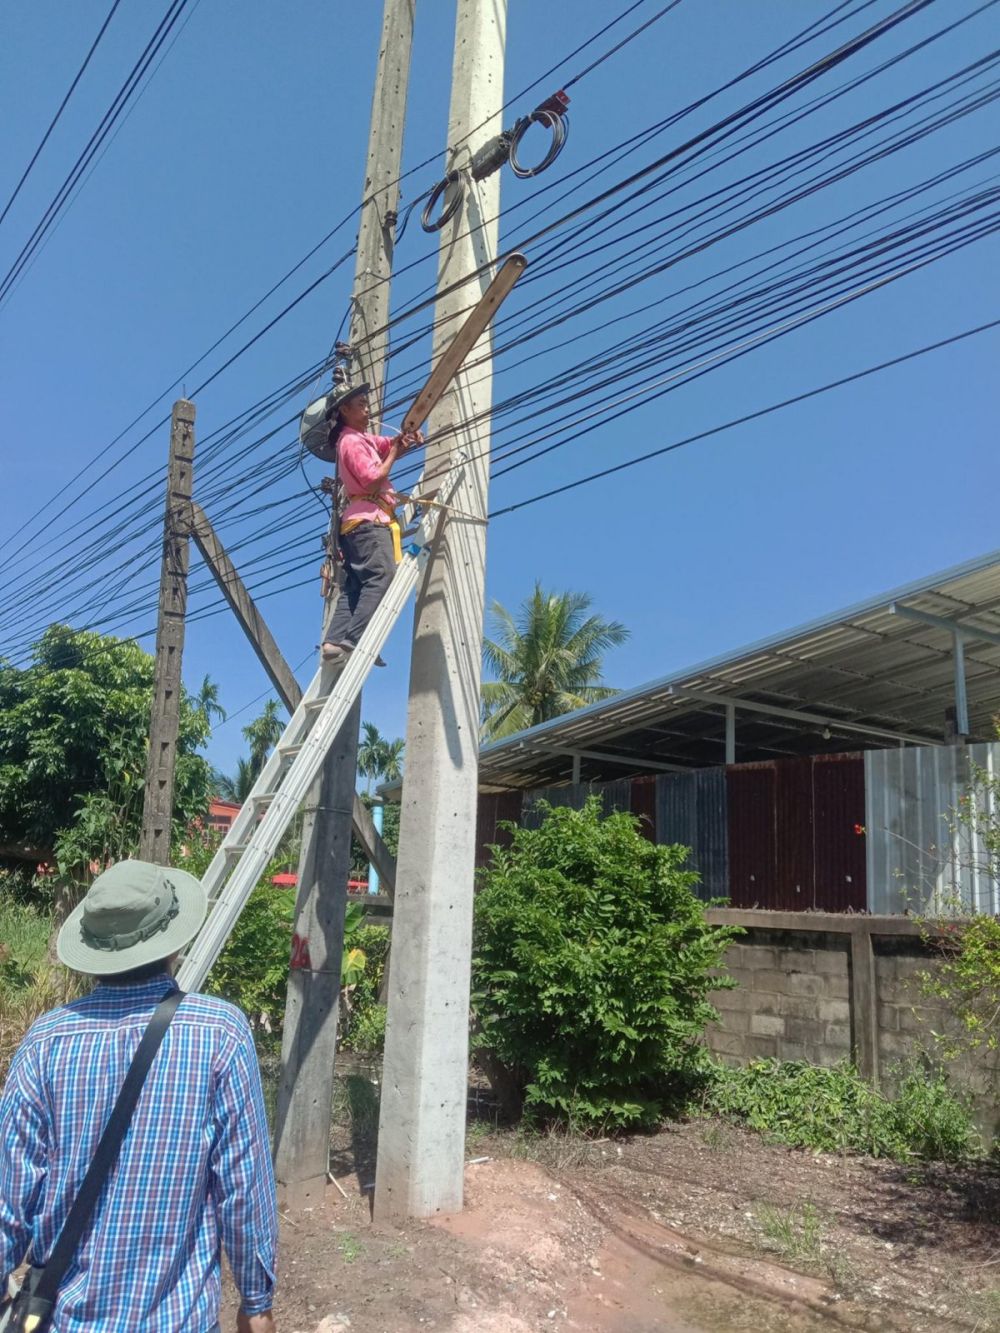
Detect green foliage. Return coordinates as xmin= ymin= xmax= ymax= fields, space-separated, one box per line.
xmin=350 ymin=796 xmax=399 ymax=881
xmin=913 ymin=749 xmax=1000 ymax=1066
xmin=242 ymin=699 xmax=284 ymax=777
xmin=706 ymin=1059 xmax=981 ymax=1162
xmin=0 ymin=625 xmax=212 ymax=874
xmin=357 ymin=722 xmax=404 ymax=793
xmin=340 ymin=924 xmax=390 ymax=1052
xmin=472 ymin=798 xmax=739 ymax=1131
xmin=205 ymin=862 xmax=295 ymax=1031
xmin=0 ymin=896 xmax=81 ymax=1082
xmin=481 ymin=585 xmax=629 ymax=740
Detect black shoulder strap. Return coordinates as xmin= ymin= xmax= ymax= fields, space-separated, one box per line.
xmin=36 ymin=988 xmax=185 ymax=1302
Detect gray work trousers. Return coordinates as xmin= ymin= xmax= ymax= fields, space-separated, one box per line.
xmin=324 ymin=522 xmax=396 ymax=649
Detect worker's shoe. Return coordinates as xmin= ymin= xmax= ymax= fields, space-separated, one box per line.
xmin=321 ymin=642 xmax=350 ymax=664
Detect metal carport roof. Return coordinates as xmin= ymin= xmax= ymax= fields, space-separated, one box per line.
xmin=459 ymin=547 xmax=1000 ymax=792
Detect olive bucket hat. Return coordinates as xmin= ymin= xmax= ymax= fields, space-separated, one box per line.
xmin=299 ymin=380 xmax=370 ymax=463
xmin=57 ymin=860 xmax=206 ymax=976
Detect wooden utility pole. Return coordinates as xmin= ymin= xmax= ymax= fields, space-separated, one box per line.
xmin=273 ymin=0 xmax=415 ymax=1208
xmin=375 ymin=0 xmax=507 ymax=1221
xmin=140 ymin=399 xmax=195 ymax=864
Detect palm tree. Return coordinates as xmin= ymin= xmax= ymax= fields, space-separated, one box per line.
xmin=242 ymin=699 xmax=284 ymax=779
xmin=481 ymin=585 xmax=629 ymax=741
xmin=211 ymin=758 xmax=256 ymax=804
xmin=195 ymin=674 xmax=226 ymax=727
xmin=357 ymin=721 xmax=405 ymax=793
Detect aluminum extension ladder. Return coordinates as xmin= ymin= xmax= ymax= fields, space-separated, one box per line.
xmin=176 ymin=469 xmax=459 ymax=993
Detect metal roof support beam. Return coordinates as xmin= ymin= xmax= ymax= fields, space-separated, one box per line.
xmin=889 ymin=602 xmax=1000 ymax=648
xmin=725 ymin=704 xmax=736 ymax=765
xmin=953 ymin=631 xmax=970 ymax=737
xmin=667 ymin=686 xmax=939 ymax=747
xmin=527 ymin=743 xmax=688 ymax=773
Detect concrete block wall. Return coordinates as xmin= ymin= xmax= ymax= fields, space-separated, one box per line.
xmin=704 ymin=910 xmax=999 ymax=1136
xmin=709 ymin=930 xmax=852 ymax=1068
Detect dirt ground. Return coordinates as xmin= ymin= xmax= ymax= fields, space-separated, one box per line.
xmin=222 ymin=1077 xmax=1000 ymax=1333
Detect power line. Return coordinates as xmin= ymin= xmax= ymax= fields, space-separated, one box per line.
xmin=0 ymin=0 xmax=125 ymax=230
xmin=490 ymin=318 xmax=1000 ymax=517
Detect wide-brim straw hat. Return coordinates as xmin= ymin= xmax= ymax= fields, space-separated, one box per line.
xmin=57 ymin=860 xmax=207 ymax=976
xmin=299 ymin=381 xmax=371 ymax=462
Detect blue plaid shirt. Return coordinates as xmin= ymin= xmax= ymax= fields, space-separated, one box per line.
xmin=0 ymin=976 xmax=277 ymax=1331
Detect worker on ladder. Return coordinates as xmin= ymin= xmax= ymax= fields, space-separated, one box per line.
xmin=302 ymin=381 xmax=422 ymax=666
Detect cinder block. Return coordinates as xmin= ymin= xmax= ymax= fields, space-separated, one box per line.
xmin=814 ymin=1045 xmax=849 ymax=1068
xmin=782 ymin=949 xmax=819 ymax=972
xmin=706 ymin=1031 xmax=750 ymax=1058
xmin=747 ymin=1035 xmax=779 ymax=1059
xmin=813 ymin=950 xmax=850 ymax=976
xmin=877 ymin=1003 xmax=899 ymax=1032
xmin=897 ymin=1005 xmax=935 ymax=1034
xmin=776 ymin=1042 xmax=814 ymax=1063
xmin=878 ymin=1030 xmax=916 ymax=1058
xmin=751 ymin=969 xmax=788 ymax=995
xmin=824 ymin=1023 xmax=851 ymax=1049
xmin=750 ymin=1013 xmax=786 ymax=1037
xmin=828 ymin=975 xmax=850 ymax=1000
xmin=711 ymin=985 xmax=751 ymax=1012
xmin=745 ymin=945 xmax=779 ymax=971
xmin=786 ymin=973 xmax=824 ymax=997
xmin=784 ymin=1017 xmax=824 ymax=1046
xmin=778 ymin=994 xmax=823 ymax=1020
xmin=819 ymin=999 xmax=851 ymax=1024
xmin=713 ymin=1008 xmax=751 ymax=1035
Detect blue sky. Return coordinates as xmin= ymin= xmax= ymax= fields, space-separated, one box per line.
xmin=0 ymin=0 xmax=997 ymax=777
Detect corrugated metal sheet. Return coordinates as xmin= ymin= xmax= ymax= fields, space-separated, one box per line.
xmin=475 ymin=791 xmax=523 ymax=868
xmin=656 ymin=769 xmax=729 ymax=900
xmin=630 ymin=776 xmax=657 ymax=842
xmin=865 ymin=742 xmax=1000 ymax=914
xmin=522 ymin=779 xmax=632 ymax=829
xmin=813 ymin=754 xmax=866 ymax=911
xmin=725 ymin=755 xmax=866 ymax=911
xmin=727 ymin=762 xmax=779 ymax=908
xmin=776 ymin=758 xmax=814 ymax=909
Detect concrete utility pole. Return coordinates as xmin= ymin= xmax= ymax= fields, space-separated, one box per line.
xmin=375 ymin=0 xmax=507 ymax=1222
xmin=273 ymin=0 xmax=415 ymax=1207
xmin=140 ymin=400 xmax=195 ymax=865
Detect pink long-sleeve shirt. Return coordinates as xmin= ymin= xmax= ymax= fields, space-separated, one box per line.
xmin=338 ymin=427 xmax=398 ymax=527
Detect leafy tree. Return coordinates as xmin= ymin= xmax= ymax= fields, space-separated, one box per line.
xmin=357 ymin=721 xmax=405 ymax=794
xmin=472 ymin=798 xmax=740 ymax=1130
xmin=242 ymin=699 xmax=284 ymax=779
xmin=481 ymin=585 xmax=629 ymax=740
xmin=0 ymin=625 xmax=211 ymax=874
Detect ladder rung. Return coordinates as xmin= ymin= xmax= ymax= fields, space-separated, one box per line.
xmin=224 ymin=844 xmax=249 ymax=857
xmin=303 ymin=696 xmax=330 ymax=712
xmin=251 ymin=792 xmax=277 ymax=806
xmin=278 ymin=744 xmax=303 ymax=759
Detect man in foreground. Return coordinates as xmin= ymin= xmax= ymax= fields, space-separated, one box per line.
xmin=0 ymin=860 xmax=278 ymax=1332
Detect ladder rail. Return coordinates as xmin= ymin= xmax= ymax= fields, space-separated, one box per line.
xmin=177 ymin=463 xmax=463 ymax=993
xmin=198 ymin=666 xmax=327 ymax=903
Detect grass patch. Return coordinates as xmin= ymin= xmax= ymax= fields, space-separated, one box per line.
xmin=337 ymin=1232 xmax=364 ymax=1264
xmin=754 ymin=1201 xmax=824 ymax=1265
xmin=0 ymin=897 xmax=81 ymax=1083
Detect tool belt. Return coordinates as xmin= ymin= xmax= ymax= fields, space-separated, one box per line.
xmin=340 ymin=491 xmax=402 ymax=564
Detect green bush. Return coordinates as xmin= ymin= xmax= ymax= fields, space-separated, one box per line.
xmin=706 ymin=1059 xmax=980 ymax=1162
xmin=205 ymin=880 xmax=295 ymax=1033
xmin=472 ymin=798 xmax=740 ymax=1131
xmin=340 ymin=924 xmax=390 ymax=1052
